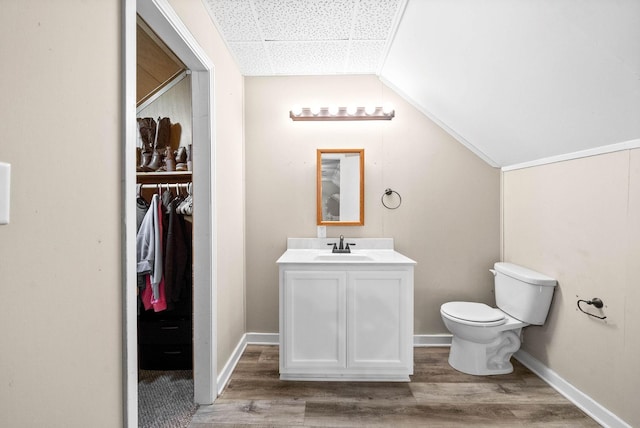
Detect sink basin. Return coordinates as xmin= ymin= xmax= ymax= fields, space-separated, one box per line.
xmin=314 ymin=253 xmax=374 ymax=262
xmin=276 ymin=242 xmax=417 ymax=265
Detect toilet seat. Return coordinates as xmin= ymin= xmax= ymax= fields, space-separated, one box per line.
xmin=441 ymin=302 xmax=506 ymax=326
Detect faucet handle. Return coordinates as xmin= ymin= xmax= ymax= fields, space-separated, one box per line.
xmin=345 ymin=242 xmax=356 ymax=250
xmin=327 ymin=242 xmax=338 ymax=251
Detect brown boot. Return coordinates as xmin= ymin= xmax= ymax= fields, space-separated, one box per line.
xmin=155 ymin=117 xmax=171 ymax=150
xmin=142 ymin=149 xmax=162 ymax=171
xmin=137 ymin=117 xmax=156 ymax=152
xmin=164 ymin=146 xmax=176 ymax=172
xmin=175 ymin=146 xmax=187 ymax=163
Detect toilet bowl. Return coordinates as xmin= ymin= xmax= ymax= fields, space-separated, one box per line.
xmin=441 ymin=302 xmax=527 ymax=375
xmin=440 ymin=263 xmax=557 ymax=376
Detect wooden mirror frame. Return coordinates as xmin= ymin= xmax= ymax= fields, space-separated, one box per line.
xmin=317 ymin=149 xmax=364 ymax=226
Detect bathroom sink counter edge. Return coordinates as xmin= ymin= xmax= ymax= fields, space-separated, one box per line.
xmin=276 ymin=238 xmax=417 ymax=265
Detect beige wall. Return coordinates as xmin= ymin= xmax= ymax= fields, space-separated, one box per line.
xmin=0 ymin=2 xmax=122 ymax=427
xmin=245 ymin=75 xmax=501 ymax=334
xmin=0 ymin=1 xmax=245 ymax=426
xmin=167 ymin=0 xmax=246 ymax=374
xmin=503 ymin=149 xmax=640 ymax=427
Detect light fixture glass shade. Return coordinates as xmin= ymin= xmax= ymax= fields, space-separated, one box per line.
xmin=289 ymin=105 xmax=394 ymax=121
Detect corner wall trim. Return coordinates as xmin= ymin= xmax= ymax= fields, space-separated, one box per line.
xmin=378 ymin=76 xmax=500 ymax=168
xmin=502 ymin=138 xmax=640 ymax=171
xmin=514 ymin=350 xmax=631 ymax=428
xmin=216 ymin=335 xmax=247 ymax=396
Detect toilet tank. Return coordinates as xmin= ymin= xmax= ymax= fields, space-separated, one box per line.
xmin=493 ymin=262 xmax=557 ymax=325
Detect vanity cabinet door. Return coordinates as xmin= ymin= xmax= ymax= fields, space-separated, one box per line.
xmin=282 ymin=270 xmax=347 ymax=371
xmin=346 ymin=270 xmax=413 ymax=372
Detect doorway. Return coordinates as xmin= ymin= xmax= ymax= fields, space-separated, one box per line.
xmin=124 ymin=0 xmax=217 ymax=426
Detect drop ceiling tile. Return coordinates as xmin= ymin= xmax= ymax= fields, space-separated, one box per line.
xmin=253 ymin=0 xmax=355 ymax=41
xmin=228 ymin=42 xmax=272 ymax=75
xmin=346 ymin=40 xmax=386 ymax=72
xmin=203 ymin=0 xmax=261 ymax=41
xmin=352 ymin=0 xmax=401 ymax=40
xmin=203 ymin=0 xmax=406 ymax=75
xmin=267 ymin=41 xmax=349 ymax=74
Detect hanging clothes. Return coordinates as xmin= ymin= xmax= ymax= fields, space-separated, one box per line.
xmin=136 ymin=184 xmax=150 ymax=232
xmin=161 ymin=189 xmax=190 ymax=310
xmin=136 ymin=193 xmax=167 ymax=312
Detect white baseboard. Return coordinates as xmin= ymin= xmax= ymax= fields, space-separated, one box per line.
xmin=221 ymin=333 xmax=627 ymax=427
xmin=515 ymin=349 xmax=631 ymax=428
xmin=245 ymin=332 xmax=279 ymax=345
xmin=413 ymin=334 xmax=452 ymax=347
xmin=216 ymin=334 xmax=247 ymax=396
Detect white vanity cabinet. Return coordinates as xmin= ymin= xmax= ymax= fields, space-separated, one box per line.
xmin=277 ymin=242 xmax=415 ymax=382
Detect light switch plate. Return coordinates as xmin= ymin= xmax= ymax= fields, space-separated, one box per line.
xmin=0 ymin=162 xmax=10 ymax=225
xmin=317 ymin=226 xmax=326 ymax=238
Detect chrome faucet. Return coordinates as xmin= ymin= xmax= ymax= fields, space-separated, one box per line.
xmin=328 ymin=235 xmax=356 ymax=253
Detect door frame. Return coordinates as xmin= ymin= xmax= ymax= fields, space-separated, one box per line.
xmin=123 ymin=0 xmax=217 ymax=425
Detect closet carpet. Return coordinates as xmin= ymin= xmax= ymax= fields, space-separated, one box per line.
xmin=188 ymin=345 xmax=599 ymax=427
xmin=139 ymin=370 xmax=197 ymax=428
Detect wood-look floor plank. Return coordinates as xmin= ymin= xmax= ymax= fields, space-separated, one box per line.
xmin=189 ymin=400 xmax=305 ymax=426
xmin=509 ymin=404 xmax=602 ymax=427
xmin=410 ymin=382 xmax=569 ymax=404
xmin=304 ymin=401 xmax=519 ymax=427
xmin=189 ymin=346 xmax=599 ymax=427
xmin=411 ymin=348 xmax=541 ymax=384
xmin=223 ymin=378 xmax=416 ymax=403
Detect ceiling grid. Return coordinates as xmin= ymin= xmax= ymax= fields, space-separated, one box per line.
xmin=203 ymin=0 xmax=403 ymax=76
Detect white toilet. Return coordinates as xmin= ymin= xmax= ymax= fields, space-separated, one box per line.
xmin=440 ymin=262 xmax=557 ymax=375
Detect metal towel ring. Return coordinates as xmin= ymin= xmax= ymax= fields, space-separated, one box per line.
xmin=381 ymin=188 xmax=402 ymax=209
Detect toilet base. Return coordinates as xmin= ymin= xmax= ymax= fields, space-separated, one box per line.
xmin=448 ymin=329 xmax=522 ymax=376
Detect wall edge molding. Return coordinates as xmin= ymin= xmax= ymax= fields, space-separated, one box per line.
xmin=378 ymin=76 xmax=500 ymax=168
xmin=514 ymin=349 xmax=631 ymax=428
xmin=502 ymin=139 xmax=640 ymax=171
xmin=216 ymin=334 xmax=247 ymax=396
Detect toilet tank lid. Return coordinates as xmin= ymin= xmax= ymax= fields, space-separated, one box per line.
xmin=494 ymin=262 xmax=557 ymax=286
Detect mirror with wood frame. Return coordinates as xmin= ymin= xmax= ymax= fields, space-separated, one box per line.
xmin=317 ymin=149 xmax=364 ymax=226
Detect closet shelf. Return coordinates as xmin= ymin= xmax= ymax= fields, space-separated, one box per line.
xmin=136 ymin=171 xmax=192 ymax=184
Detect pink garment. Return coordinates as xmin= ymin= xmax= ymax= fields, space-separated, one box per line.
xmin=140 ymin=194 xmax=167 ymax=312
xmin=141 ymin=274 xmax=167 ymax=312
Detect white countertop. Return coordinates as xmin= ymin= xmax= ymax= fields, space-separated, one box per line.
xmin=277 ymin=238 xmax=416 ymax=265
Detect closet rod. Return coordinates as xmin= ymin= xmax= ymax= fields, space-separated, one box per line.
xmin=139 ymin=183 xmax=192 ymax=189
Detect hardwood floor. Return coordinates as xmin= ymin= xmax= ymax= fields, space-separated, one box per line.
xmin=189 ymin=345 xmax=599 ymax=427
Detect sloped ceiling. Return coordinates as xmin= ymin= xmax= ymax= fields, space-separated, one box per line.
xmin=204 ymin=0 xmax=640 ymax=168
xmin=380 ymin=0 xmax=640 ymax=167
xmin=137 ymin=17 xmax=185 ymax=106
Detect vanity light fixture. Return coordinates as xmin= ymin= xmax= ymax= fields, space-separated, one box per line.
xmin=291 ymin=104 xmax=303 ymax=116
xmin=289 ymin=105 xmax=395 ymax=121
